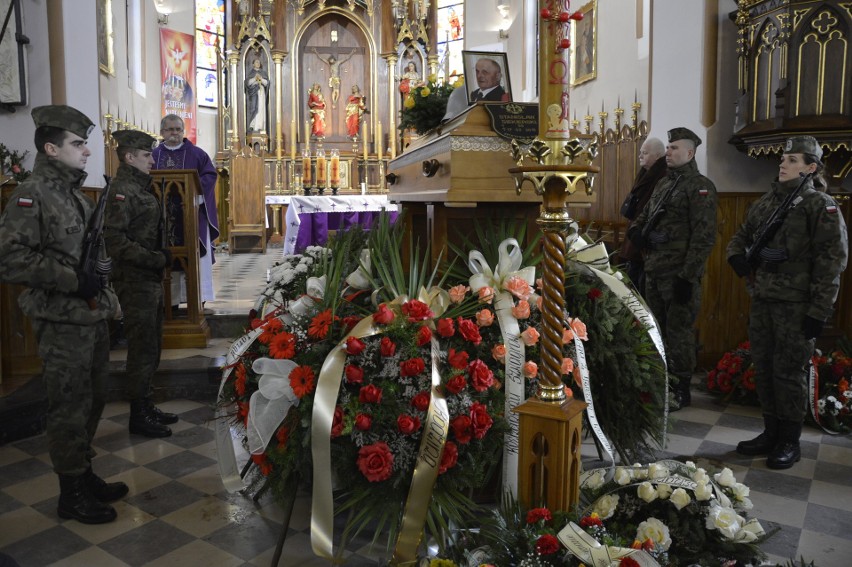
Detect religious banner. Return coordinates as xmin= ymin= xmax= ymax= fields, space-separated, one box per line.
xmin=160 ymin=29 xmax=197 ymax=143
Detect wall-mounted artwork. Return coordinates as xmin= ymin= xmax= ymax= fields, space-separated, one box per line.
xmin=571 ymin=0 xmax=597 ymax=86
xmin=0 ymin=0 xmax=28 ymax=110
xmin=97 ymin=0 xmax=114 ymax=75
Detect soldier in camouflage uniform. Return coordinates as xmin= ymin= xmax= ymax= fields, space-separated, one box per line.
xmin=0 ymin=105 xmax=125 ymax=524
xmin=104 ymin=130 xmax=177 ymax=438
xmin=727 ymin=136 xmax=848 ymax=469
xmin=627 ymin=127 xmax=718 ymax=411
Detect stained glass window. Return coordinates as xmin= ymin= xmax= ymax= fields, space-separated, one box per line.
xmin=436 ymin=0 xmax=464 ymax=83
xmin=195 ymin=0 xmax=225 ymax=108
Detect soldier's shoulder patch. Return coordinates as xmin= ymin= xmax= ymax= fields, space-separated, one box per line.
xmin=826 ymin=204 xmax=838 ymax=214
xmin=16 ymin=197 xmax=34 ymax=207
xmin=114 ymin=194 xmax=126 ymax=201
xmin=698 ymin=188 xmax=709 ymax=196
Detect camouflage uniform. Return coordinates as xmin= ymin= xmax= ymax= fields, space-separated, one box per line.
xmin=728 ymin=170 xmax=848 ymax=424
xmin=104 ymin=162 xmax=167 ymax=402
xmin=0 ymin=117 xmax=118 ymax=477
xmin=627 ymin=129 xmax=717 ymax=406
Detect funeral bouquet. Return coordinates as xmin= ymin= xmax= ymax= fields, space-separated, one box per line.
xmin=399 ymin=74 xmax=462 ymax=135
xmin=705 ymin=341 xmax=759 ymax=406
xmin=812 ymin=339 xmax=852 ymax=434
xmin=0 ymin=143 xmax=30 ymax=183
xmin=438 ymin=460 xmax=768 ymax=567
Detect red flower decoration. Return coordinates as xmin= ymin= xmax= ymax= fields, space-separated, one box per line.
xmin=439 ymin=440 xmax=458 ymax=474
xmin=396 ymin=414 xmax=421 ymax=435
xmin=401 ymin=299 xmax=434 ymax=322
xmin=331 ymin=406 xmax=344 ymax=438
xmin=417 ymin=325 xmax=432 ymax=346
xmin=400 ymin=357 xmax=426 ymax=377
xmin=587 ymin=288 xmax=603 ymax=301
xmin=535 ymin=534 xmax=561 ymax=555
xmin=457 ymin=317 xmax=482 ymax=345
xmin=620 ymin=558 xmax=641 ymax=567
xmin=269 ymin=331 xmax=297 ymax=359
xmin=468 ymin=359 xmax=495 ymax=392
xmin=526 ymin=507 xmax=553 ymax=524
xmin=451 ymin=414 xmax=472 ymax=444
xmin=445 ymin=374 xmax=467 ymax=395
xmin=345 ymin=364 xmax=364 ymax=385
xmin=436 ymin=318 xmax=455 ymax=337
xmin=359 ymin=384 xmax=383 ymax=404
xmin=252 ymin=453 xmax=273 ymax=476
xmin=447 ymin=348 xmax=469 ymax=370
xmin=346 ymin=336 xmax=366 ymax=355
xmin=411 ymin=391 xmax=430 ymax=412
xmin=308 ymin=309 xmax=333 ymax=339
xmin=380 ymin=336 xmax=397 ymax=357
xmin=373 ymin=303 xmax=396 ymax=325
xmin=354 ymin=413 xmax=373 ymax=431
xmin=275 ymin=425 xmax=289 ymax=448
xmin=579 ymin=514 xmax=602 ymax=528
xmin=234 ymin=363 xmax=247 ymax=396
xmin=357 ymin=441 xmax=394 ymax=482
xmin=469 ymin=402 xmax=493 ymax=439
xmin=289 ymin=365 xmax=316 ymax=398
xmin=342 ymin=315 xmax=361 ymax=331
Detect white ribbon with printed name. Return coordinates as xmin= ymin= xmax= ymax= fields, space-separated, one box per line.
xmin=558 ymin=521 xmax=661 ymax=567
xmin=468 ymin=238 xmax=536 ymax=497
xmin=569 ymin=237 xmax=669 ymax=449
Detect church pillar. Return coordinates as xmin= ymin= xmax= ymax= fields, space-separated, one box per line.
xmin=228 ymin=51 xmax=242 ymax=149
xmin=385 ymin=54 xmax=398 ymax=159
xmin=273 ymin=52 xmax=285 ymax=158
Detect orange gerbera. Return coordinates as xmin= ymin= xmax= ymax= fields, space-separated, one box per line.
xmin=234 ymin=363 xmax=247 ymax=396
xmin=309 ymin=309 xmax=333 ymax=339
xmin=269 ymin=331 xmax=297 ymax=359
xmin=290 ymin=365 xmax=316 ymax=398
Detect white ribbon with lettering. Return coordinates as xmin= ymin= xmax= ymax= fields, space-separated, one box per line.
xmin=557 ymin=521 xmax=660 ymax=567
xmin=468 ymin=238 xmax=536 ymax=496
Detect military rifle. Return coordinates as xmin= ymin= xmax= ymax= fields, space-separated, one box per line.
xmin=744 ymin=171 xmax=814 ymax=266
xmin=640 ymin=174 xmax=682 ymax=243
xmin=79 ymin=175 xmax=112 ymax=310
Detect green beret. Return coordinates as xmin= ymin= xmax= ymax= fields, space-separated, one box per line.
xmin=667 ymin=127 xmax=702 ymax=147
xmin=31 ymin=105 xmax=95 ymax=140
xmin=784 ymin=135 xmax=823 ymax=161
xmin=112 ymin=129 xmax=157 ymax=152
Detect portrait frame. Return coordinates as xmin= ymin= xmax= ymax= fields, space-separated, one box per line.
xmin=570 ymin=0 xmax=597 ymax=86
xmin=0 ymin=0 xmax=28 ymax=108
xmin=96 ymin=0 xmax=114 ymax=75
xmin=462 ymin=50 xmax=512 ymax=104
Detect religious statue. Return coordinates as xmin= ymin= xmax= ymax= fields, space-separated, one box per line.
xmin=308 ymin=83 xmax=326 ymax=138
xmin=398 ymin=61 xmax=421 ymax=98
xmin=245 ymin=58 xmax=269 ymax=133
xmin=345 ymin=84 xmax=368 ymax=139
xmin=313 ymin=48 xmax=355 ymax=108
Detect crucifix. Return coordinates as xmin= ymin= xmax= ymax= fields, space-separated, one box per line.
xmin=312 ymin=47 xmax=356 ymax=108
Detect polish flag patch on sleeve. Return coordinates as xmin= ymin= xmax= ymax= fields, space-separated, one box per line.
xmin=699 ymin=188 xmax=709 ymax=196
xmin=114 ymin=194 xmax=126 ymax=201
xmin=16 ymin=197 xmax=34 ymax=207
xmin=825 ymin=204 xmax=838 ymax=214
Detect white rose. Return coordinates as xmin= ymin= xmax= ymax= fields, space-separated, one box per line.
xmin=637 ymin=482 xmax=658 ymax=503
xmin=705 ymin=503 xmax=742 ymax=540
xmin=716 ymin=490 xmax=732 ymax=509
xmin=591 ymin=493 xmax=620 ymax=520
xmin=691 ymin=468 xmax=709 ymax=484
xmin=714 ymin=468 xmax=737 ymax=487
xmin=684 ymin=460 xmax=696 ymax=469
xmin=694 ymin=481 xmax=713 ymax=501
xmin=669 ymin=487 xmax=691 ymax=510
xmin=584 ymin=469 xmax=606 ymax=490
xmin=732 ymin=482 xmax=750 ymax=500
xmin=614 ymin=467 xmax=632 ymax=485
xmin=648 ymin=463 xmax=670 ymax=480
xmin=656 ymin=483 xmax=673 ymax=499
xmin=635 ymin=517 xmax=672 ymax=551
xmin=632 ymin=464 xmax=648 ymax=480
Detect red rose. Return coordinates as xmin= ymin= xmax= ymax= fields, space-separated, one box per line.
xmin=579 ymin=514 xmax=602 ymax=528
xmin=345 ymin=364 xmax=364 ymax=385
xmin=526 ymin=507 xmax=553 ymax=524
xmin=468 ymin=359 xmax=495 ymax=392
xmin=331 ymin=406 xmax=344 ymax=438
xmin=380 ymin=336 xmax=397 ymax=357
xmin=436 ymin=318 xmax=455 ymax=337
xmin=411 ymin=391 xmax=431 ymax=412
xmin=354 ymin=413 xmax=373 ymax=430
xmin=439 ymin=440 xmax=458 ymax=474
xmin=357 ymin=441 xmax=394 ymax=482
xmin=401 ymin=299 xmax=434 ymax=322
xmin=451 ymin=415 xmax=472 ymax=444
xmin=373 ymin=303 xmax=396 ymax=325
xmin=457 ymin=317 xmax=482 ymax=345
xmin=400 ymin=357 xmax=426 ymax=377
xmin=397 ymin=414 xmax=421 ymax=435
xmin=469 ymin=402 xmax=493 ymax=439
xmin=587 ymin=287 xmax=603 ymax=301
xmin=535 ymin=534 xmax=560 ymax=555
xmin=346 ymin=336 xmax=366 ymax=355
xmin=417 ymin=325 xmax=432 ymax=346
xmin=445 ymin=374 xmax=467 ymax=394
xmin=359 ymin=384 xmax=383 ymax=404
xmin=447 ymin=348 xmax=469 ymax=369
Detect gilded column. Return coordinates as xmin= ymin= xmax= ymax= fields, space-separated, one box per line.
xmin=273 ymin=52 xmax=285 ymax=159
xmin=228 ymin=50 xmax=241 ymax=149
xmin=386 ymin=54 xmax=398 ymax=159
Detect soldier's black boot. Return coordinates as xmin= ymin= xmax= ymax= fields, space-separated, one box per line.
xmin=670 ymin=376 xmax=691 ymax=411
xmin=767 ymin=420 xmax=802 ymax=470
xmin=129 ymin=399 xmax=172 ymax=438
xmin=57 ymin=474 xmax=117 ymax=524
xmin=145 ymin=398 xmax=179 ymax=425
xmin=737 ymin=414 xmax=778 ymax=456
xmin=84 ymin=467 xmax=128 ymax=502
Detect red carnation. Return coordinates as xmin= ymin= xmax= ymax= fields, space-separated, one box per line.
xmin=468 ymin=359 xmax=495 ymax=392
xmin=354 ymin=413 xmax=373 ymax=431
xmin=380 ymin=336 xmax=397 ymax=357
xmin=372 ymin=303 xmax=396 ymax=325
xmin=401 ymin=299 xmax=434 ymax=322
xmin=445 ymin=374 xmax=467 ymax=394
xmin=439 ymin=440 xmax=458 ymax=474
xmin=436 ymin=318 xmax=455 ymax=337
xmin=411 ymin=391 xmax=431 ymax=412
xmin=579 ymin=514 xmax=602 ymax=528
xmin=357 ymin=441 xmax=394 ymax=482
xmin=587 ymin=287 xmax=603 ymax=301
xmin=451 ymin=415 xmax=473 ymax=444
xmin=345 ymin=364 xmax=364 ymax=384
xmin=535 ymin=534 xmax=561 ymax=555
xmin=345 ymin=336 xmax=366 ymax=355
xmin=401 ymin=357 xmax=426 ymax=377
xmin=469 ymin=402 xmax=493 ymax=439
xmin=447 ymin=348 xmax=469 ymax=369
xmin=526 ymin=507 xmax=553 ymax=524
xmin=397 ymin=414 xmax=421 ymax=435
xmin=457 ymin=317 xmax=482 ymax=345
xmin=417 ymin=325 xmax=432 ymax=346
xmin=359 ymin=384 xmax=383 ymax=404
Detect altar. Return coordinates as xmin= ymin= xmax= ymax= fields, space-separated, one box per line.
xmin=283 ymin=194 xmax=399 ymax=255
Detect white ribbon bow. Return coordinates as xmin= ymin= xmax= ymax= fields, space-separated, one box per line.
xmin=558 ymin=521 xmax=660 ymax=567
xmin=468 ymin=238 xmax=536 ymax=294
xmin=246 ymin=357 xmax=300 ymax=454
xmin=345 ymin=249 xmax=373 ymax=290
xmin=287 ymin=275 xmax=327 ymax=320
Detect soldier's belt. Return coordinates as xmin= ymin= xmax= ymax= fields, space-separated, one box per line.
xmin=648 ymin=240 xmax=688 ymax=251
xmin=759 ymin=261 xmax=811 ymax=274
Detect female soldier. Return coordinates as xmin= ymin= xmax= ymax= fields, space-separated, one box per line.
xmin=727 ymin=136 xmax=848 ymax=469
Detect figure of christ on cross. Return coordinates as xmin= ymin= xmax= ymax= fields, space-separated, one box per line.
xmin=312 ymin=47 xmax=356 ymax=108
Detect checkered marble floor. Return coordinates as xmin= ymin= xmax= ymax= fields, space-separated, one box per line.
xmin=2 ymin=250 xmax=851 ymax=566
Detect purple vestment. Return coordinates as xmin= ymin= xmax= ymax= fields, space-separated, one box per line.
xmin=152 ymin=139 xmax=220 ymax=259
